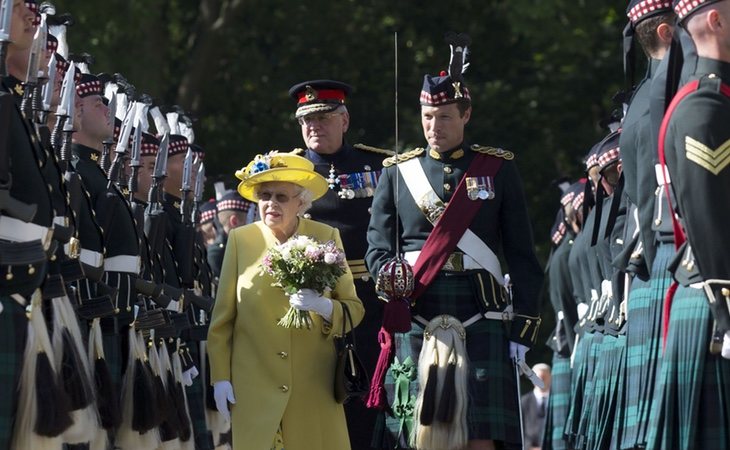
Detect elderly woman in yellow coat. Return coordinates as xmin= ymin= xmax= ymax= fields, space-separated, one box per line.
xmin=207 ymin=151 xmax=364 ymax=450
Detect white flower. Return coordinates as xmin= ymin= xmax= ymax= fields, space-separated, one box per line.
xmin=324 ymin=252 xmax=337 ymax=264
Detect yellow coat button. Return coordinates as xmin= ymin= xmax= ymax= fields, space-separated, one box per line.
xmin=278 ymin=351 xmax=288 ymax=359
xmin=279 ymin=385 xmax=289 ymax=392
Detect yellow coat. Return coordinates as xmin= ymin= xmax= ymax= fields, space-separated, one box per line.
xmin=207 ymin=219 xmax=364 ymax=450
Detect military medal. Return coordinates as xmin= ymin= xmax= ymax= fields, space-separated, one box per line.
xmin=338 ymin=174 xmax=355 ymax=199
xmin=486 ymin=176 xmax=495 ymax=200
xmin=477 ymin=176 xmax=489 ymax=200
xmin=466 ymin=177 xmax=479 ymax=200
xmin=327 ymin=164 xmax=339 ymax=190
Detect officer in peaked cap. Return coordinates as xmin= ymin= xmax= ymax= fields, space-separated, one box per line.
xmin=206 ymin=190 xmax=254 ymax=278
xmin=366 ymin=33 xmax=543 ymax=450
xmin=288 ymin=79 xmax=392 ymax=449
xmin=645 ymin=1 xmax=730 ymax=447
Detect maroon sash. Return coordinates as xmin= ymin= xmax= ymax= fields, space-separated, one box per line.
xmin=411 ymin=153 xmax=504 ymax=300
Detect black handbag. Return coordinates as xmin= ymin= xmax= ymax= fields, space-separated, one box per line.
xmin=334 ymin=302 xmax=370 ymax=404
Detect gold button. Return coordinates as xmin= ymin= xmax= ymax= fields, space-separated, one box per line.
xmin=655 ymin=219 xmax=662 ymax=226
xmin=722 ymin=288 xmax=730 ymax=297
xmin=444 ymin=166 xmax=452 ymax=174
xmin=687 ymin=262 xmax=694 ymax=271
xmin=279 ymin=385 xmax=289 ymax=392
xmin=444 ymin=183 xmax=451 ymax=191
xmin=278 ymin=351 xmax=288 ymax=359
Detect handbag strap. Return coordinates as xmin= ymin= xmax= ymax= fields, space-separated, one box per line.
xmin=340 ymin=302 xmax=357 ymax=348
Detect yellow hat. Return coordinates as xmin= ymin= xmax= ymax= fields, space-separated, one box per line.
xmin=235 ymin=151 xmax=329 ymax=202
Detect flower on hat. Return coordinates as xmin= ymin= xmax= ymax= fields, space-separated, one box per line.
xmin=250 ymin=154 xmax=271 ymax=175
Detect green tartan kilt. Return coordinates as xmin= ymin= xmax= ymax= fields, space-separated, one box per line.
xmin=621 ymin=242 xmax=673 ymax=449
xmin=0 ymin=296 xmax=28 ymax=449
xmin=575 ymin=331 xmax=603 ymax=450
xmin=372 ymin=272 xmax=521 ymax=449
xmin=564 ymin=330 xmax=594 ymax=448
xmin=543 ymin=353 xmax=572 ymax=450
xmin=646 ymin=285 xmax=730 ymax=450
xmin=585 ymin=333 xmax=625 ymax=450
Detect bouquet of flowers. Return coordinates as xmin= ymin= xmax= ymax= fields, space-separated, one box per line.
xmin=261 ymin=235 xmax=347 ymax=329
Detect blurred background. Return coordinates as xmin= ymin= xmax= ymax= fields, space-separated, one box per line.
xmin=58 ymin=0 xmax=631 ymax=363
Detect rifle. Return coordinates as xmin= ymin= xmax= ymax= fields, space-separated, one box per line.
xmin=107 ymin=102 xmax=134 ymax=189
xmin=20 ymin=19 xmax=45 ymax=119
xmin=144 ymin=133 xmax=170 ymax=260
xmin=176 ymin=147 xmax=195 ymax=287
xmin=99 ymin=94 xmax=116 ymax=174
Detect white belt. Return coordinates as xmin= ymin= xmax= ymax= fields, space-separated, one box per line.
xmin=655 ymin=163 xmax=671 ymax=185
xmin=78 ymin=248 xmax=104 ymax=268
xmin=104 ymin=255 xmax=140 ymax=273
xmin=404 ymin=250 xmax=482 ymax=271
xmin=53 ymin=216 xmax=68 ymax=227
xmin=0 ymin=216 xmax=53 ymax=248
xmin=413 ymin=306 xmax=514 ymax=328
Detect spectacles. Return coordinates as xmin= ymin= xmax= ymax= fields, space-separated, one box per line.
xmin=297 ymin=112 xmax=341 ymax=126
xmin=256 ymin=191 xmax=300 ymax=203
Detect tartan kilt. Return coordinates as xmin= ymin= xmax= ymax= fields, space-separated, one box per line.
xmin=575 ymin=331 xmax=603 ymax=449
xmin=371 ymin=272 xmax=521 ymax=449
xmin=0 ymin=296 xmax=28 ymax=449
xmin=586 ymin=333 xmax=625 ymax=450
xmin=186 ymin=341 xmax=213 ymax=448
xmin=621 ymin=242 xmax=673 ymax=449
xmin=543 ymin=353 xmax=572 ymax=450
xmin=564 ymin=330 xmax=594 ymax=448
xmin=645 ymin=285 xmax=730 ymax=450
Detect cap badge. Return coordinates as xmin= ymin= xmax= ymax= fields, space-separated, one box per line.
xmin=305 ymin=85 xmax=317 ymax=102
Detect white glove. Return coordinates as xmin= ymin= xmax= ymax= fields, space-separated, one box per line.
xmin=289 ymin=288 xmax=333 ymax=321
xmin=213 ymin=380 xmax=236 ymax=421
xmin=509 ymin=341 xmax=529 ymax=361
xmin=722 ymin=332 xmax=730 ymax=360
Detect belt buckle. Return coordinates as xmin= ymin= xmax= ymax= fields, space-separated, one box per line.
xmin=442 ymin=253 xmax=464 ymax=272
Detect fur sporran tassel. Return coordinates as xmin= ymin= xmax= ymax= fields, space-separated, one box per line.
xmin=116 ymin=327 xmax=160 ymax=450
xmin=12 ymin=292 xmax=68 ymax=450
xmin=52 ymin=296 xmax=100 ymax=444
xmin=173 ymin=343 xmax=194 ymax=443
xmin=418 ymin=348 xmax=439 ymax=426
xmin=435 ymin=349 xmax=457 ymax=423
xmin=88 ymin=318 xmax=121 ymax=429
xmin=151 ymin=339 xmax=180 ymax=446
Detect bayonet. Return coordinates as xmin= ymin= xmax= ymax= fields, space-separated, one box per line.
xmin=180 ymin=147 xmax=194 ymax=225
xmin=106 ymin=103 xmax=134 ymax=187
xmin=128 ymin=124 xmax=142 ymax=202
xmin=147 ymin=133 xmax=169 ymax=208
xmin=41 ymin=52 xmax=56 ymax=113
xmin=21 ymin=23 xmax=45 ymax=117
xmin=192 ymin=162 xmax=205 ymax=225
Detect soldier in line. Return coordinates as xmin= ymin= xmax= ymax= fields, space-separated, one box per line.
xmin=646 ymin=1 xmax=730 ymax=447
xmin=616 ymin=4 xmax=677 ymax=448
xmin=198 ymin=198 xmax=219 ymax=246
xmin=0 ymin=1 xmax=55 ymax=447
xmin=207 ymin=189 xmax=254 ymax=278
xmin=287 ymin=79 xmax=392 ymax=449
xmin=366 ymin=36 xmax=543 ymax=450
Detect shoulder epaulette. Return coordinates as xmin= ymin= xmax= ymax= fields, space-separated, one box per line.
xmin=382 ymin=148 xmax=425 ymax=167
xmin=470 ymin=144 xmax=515 ymax=160
xmin=290 ymin=148 xmax=306 ymax=156
xmin=354 ymin=143 xmax=395 ymax=156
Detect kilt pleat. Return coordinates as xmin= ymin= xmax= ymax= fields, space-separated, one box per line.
xmin=645 ymin=285 xmax=730 ymax=449
xmin=0 ymin=297 xmax=28 ymax=449
xmin=564 ymin=331 xmax=593 ymax=448
xmin=575 ymin=331 xmax=603 ymax=449
xmin=621 ymin=243 xmax=672 ymax=449
xmin=543 ymin=353 xmax=572 ymax=450
xmin=372 ymin=272 xmax=522 ymax=448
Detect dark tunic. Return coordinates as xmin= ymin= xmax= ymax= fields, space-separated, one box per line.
xmin=366 ymin=143 xmax=543 ymax=446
